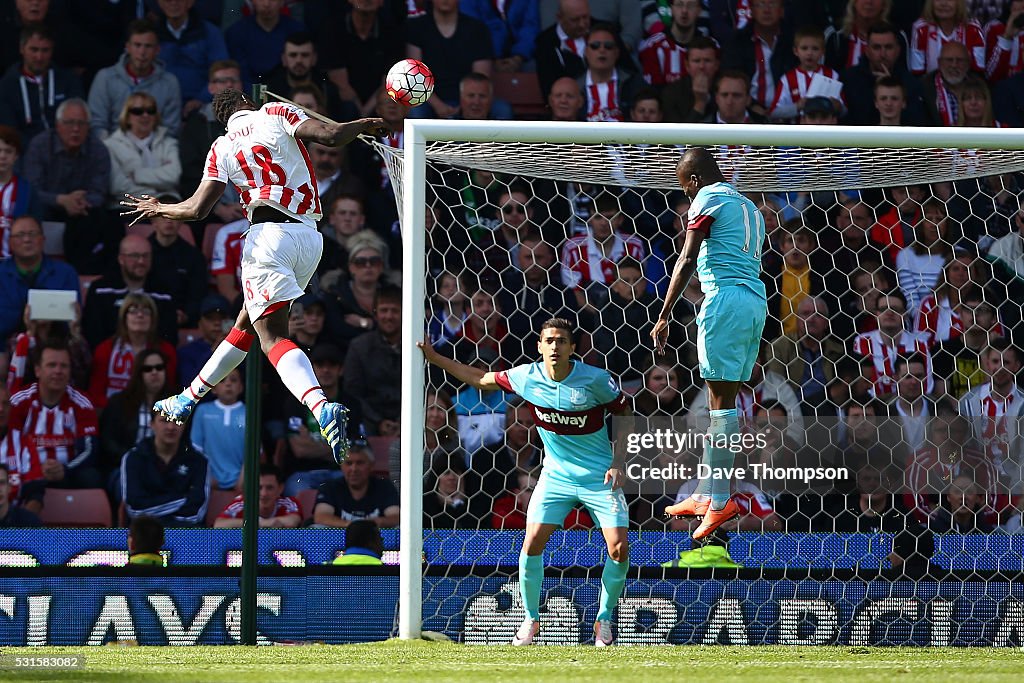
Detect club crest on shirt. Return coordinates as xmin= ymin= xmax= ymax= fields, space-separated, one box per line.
xmin=178 ymin=465 xmax=189 ymax=476
xmin=569 ymin=387 xmax=588 ymax=405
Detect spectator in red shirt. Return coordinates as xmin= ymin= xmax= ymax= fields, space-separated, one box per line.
xmin=5 ymin=340 xmax=101 ymax=514
xmin=87 ymin=293 xmax=177 ymax=412
xmin=214 ymin=465 xmax=303 ymax=528
xmin=493 ymin=468 xmax=594 ymax=529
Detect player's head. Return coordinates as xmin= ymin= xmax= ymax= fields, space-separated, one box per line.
xmin=128 ymin=515 xmax=164 ymax=556
xmin=537 ymin=318 xmax=576 ymax=366
xmin=677 ymin=147 xmax=726 ymax=199
xmin=212 ymin=88 xmax=257 ymax=125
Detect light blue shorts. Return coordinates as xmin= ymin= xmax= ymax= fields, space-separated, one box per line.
xmin=526 ymin=473 xmax=629 ymax=529
xmin=696 ymin=285 xmax=767 ymax=382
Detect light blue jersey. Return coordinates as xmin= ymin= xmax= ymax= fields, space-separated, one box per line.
xmin=687 ymin=181 xmax=767 ymax=298
xmin=495 ymin=360 xmax=628 ymax=486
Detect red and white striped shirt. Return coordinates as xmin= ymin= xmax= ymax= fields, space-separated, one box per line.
xmin=218 ymin=494 xmax=302 ymax=520
xmin=5 ymin=384 xmax=98 ymax=484
xmin=638 ymin=32 xmax=688 ymax=85
xmin=209 ymin=220 xmax=247 ymax=281
xmin=959 ymin=382 xmax=1024 ymax=473
xmin=984 ymin=20 xmax=1024 ymax=81
xmin=0 ymin=176 xmax=19 ymax=258
xmin=909 ymin=19 xmax=986 ymax=75
xmin=769 ymin=65 xmax=845 ymax=120
xmin=560 ymin=233 xmax=645 ymax=290
xmin=750 ymin=32 xmax=778 ymax=108
xmin=914 ymin=294 xmax=963 ymax=346
xmin=852 ymin=329 xmax=934 ymax=397
xmin=583 ymin=71 xmax=624 ymax=122
xmin=202 ymin=102 xmax=321 ymax=228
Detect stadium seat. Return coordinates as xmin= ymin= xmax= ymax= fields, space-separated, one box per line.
xmin=492 ymin=72 xmax=545 ymax=118
xmin=206 ymin=489 xmax=239 ymax=527
xmin=41 ymin=488 xmax=112 ymax=527
xmin=295 ymin=488 xmax=318 ymax=522
xmin=202 ymin=223 xmax=223 ymax=262
xmin=41 ymin=221 xmax=65 ymax=257
xmin=367 ymin=436 xmax=395 ymax=477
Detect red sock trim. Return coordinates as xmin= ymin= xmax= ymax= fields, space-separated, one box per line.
xmin=301 ymin=386 xmax=323 ymax=403
xmin=268 ymin=339 xmax=300 ymax=367
xmin=225 ymin=327 xmax=255 ymax=352
xmin=198 ymin=374 xmax=213 ymax=388
xmin=309 ymin=398 xmax=327 ymax=415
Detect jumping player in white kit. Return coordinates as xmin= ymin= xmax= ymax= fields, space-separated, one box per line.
xmin=122 ymin=88 xmax=388 ymax=463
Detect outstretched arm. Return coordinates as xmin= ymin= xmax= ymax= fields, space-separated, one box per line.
xmin=295 ymin=118 xmax=390 ymax=147
xmin=652 ymin=227 xmax=706 ymax=354
xmin=417 ymin=338 xmax=501 ymax=390
xmin=120 ymin=180 xmax=226 ymax=226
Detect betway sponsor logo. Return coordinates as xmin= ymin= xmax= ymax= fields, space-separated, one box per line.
xmin=534 ymin=408 xmax=588 ymax=429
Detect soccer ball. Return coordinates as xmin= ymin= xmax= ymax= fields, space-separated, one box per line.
xmin=386 ymin=59 xmax=435 ymax=108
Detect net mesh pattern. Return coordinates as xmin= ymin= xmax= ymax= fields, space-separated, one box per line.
xmin=372 ymin=135 xmax=1024 ymax=644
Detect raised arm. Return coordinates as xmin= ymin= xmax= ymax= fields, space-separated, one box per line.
xmin=294 ymin=118 xmax=390 ymax=148
xmin=417 ymin=338 xmax=501 ymax=391
xmin=120 ymin=179 xmax=226 ymax=225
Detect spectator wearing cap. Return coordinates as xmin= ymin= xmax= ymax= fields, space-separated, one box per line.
xmin=177 ymin=294 xmax=229 ymax=386
xmin=313 ymin=441 xmax=400 ymax=528
xmin=282 ymin=342 xmax=365 ymax=496
xmin=291 ymin=292 xmax=327 ymax=351
xmin=344 ymin=286 xmax=402 ymax=437
xmin=453 ymin=344 xmax=514 ymax=455
xmin=148 ymin=200 xmax=207 ymax=328
xmin=799 ymin=96 xmax=839 ymax=124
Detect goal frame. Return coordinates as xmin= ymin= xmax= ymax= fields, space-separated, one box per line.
xmin=396 ymin=120 xmax=1021 ymax=640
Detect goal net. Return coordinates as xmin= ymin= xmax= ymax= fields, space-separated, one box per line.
xmin=378 ymin=121 xmax=1024 ymax=646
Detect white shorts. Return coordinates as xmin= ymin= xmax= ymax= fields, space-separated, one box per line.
xmin=240 ymin=221 xmax=323 ymax=320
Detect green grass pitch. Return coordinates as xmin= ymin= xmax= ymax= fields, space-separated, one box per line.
xmin=2 ymin=642 xmax=1023 ymax=682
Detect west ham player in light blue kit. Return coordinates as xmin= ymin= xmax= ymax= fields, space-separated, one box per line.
xmin=419 ymin=319 xmax=631 ymax=646
xmin=652 ymin=148 xmax=767 ymax=541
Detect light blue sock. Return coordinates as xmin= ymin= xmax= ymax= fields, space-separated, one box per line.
xmin=519 ymin=553 xmax=543 ymax=621
xmin=596 ymin=556 xmax=628 ymax=622
xmin=708 ymin=408 xmax=739 ymax=509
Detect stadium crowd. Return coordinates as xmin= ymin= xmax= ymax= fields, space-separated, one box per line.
xmin=0 ymin=0 xmax=1022 ymax=567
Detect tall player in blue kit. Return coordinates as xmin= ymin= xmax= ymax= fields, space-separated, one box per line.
xmin=419 ymin=319 xmax=631 ymax=646
xmin=651 ymin=148 xmax=767 ymax=541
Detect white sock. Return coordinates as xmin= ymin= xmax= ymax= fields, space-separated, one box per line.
xmin=268 ymin=339 xmax=328 ymax=419
xmin=186 ymin=328 xmax=254 ymax=401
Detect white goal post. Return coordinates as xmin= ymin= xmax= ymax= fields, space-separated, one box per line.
xmin=393 ymin=121 xmax=1024 ymax=640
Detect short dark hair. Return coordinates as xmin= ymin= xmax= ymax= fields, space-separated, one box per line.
xmin=686 ymin=35 xmax=718 ymax=54
xmin=986 ymin=337 xmax=1021 ymax=363
xmin=375 ymin=285 xmax=402 ymax=310
xmin=714 ymin=69 xmax=751 ymax=94
xmin=867 ymin=22 xmax=901 ymax=42
xmin=895 ymin=351 xmax=928 ymax=374
xmin=794 ymin=25 xmax=825 ymax=45
xmin=212 ymin=88 xmax=255 ymax=125
xmin=260 ymin=464 xmax=285 ymax=483
xmin=592 ymin=193 xmax=620 ymax=215
xmin=632 ymin=86 xmax=661 ymax=107
xmin=874 ymin=75 xmax=905 ymax=95
xmin=126 ymin=19 xmax=158 ymax=40
xmin=0 ymin=125 xmax=22 ymax=155
xmin=540 ymin=317 xmax=574 ymax=338
xmin=345 ymin=519 xmax=383 ymax=552
xmin=31 ymin=338 xmax=70 ymax=368
xmin=284 ymin=31 xmax=315 ymax=48
xmin=129 ymin=516 xmax=165 ymax=555
xmin=19 ymin=23 xmax=53 ymax=47
xmin=616 ymin=257 xmax=643 ymax=274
